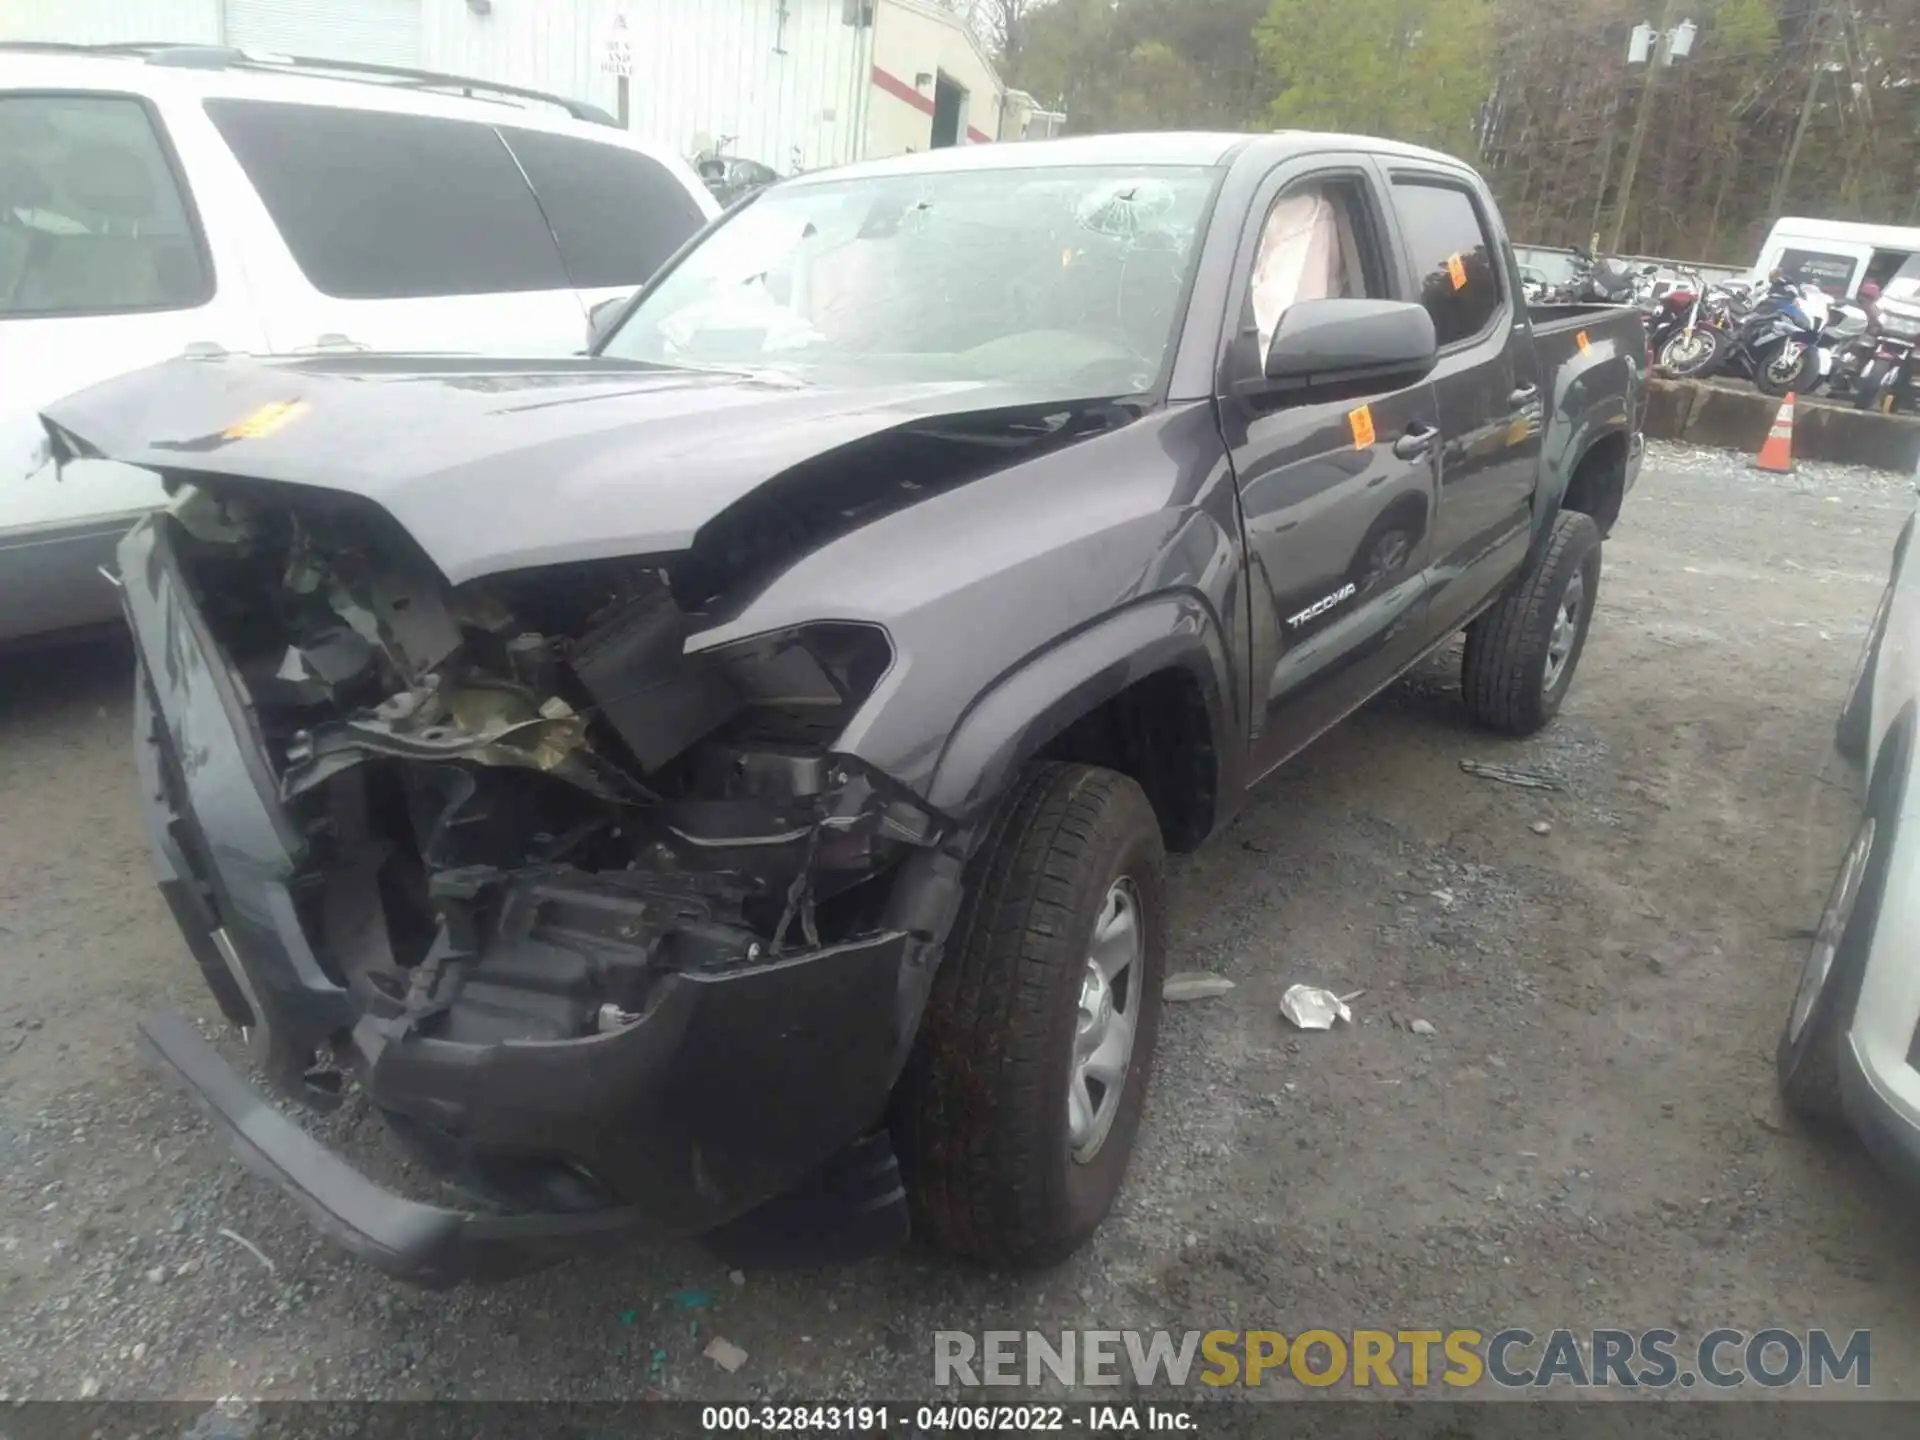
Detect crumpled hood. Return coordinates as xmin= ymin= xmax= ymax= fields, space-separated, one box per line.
xmin=40 ymin=353 xmax=1039 ymax=585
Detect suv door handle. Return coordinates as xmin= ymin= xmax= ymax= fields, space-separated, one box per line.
xmin=1393 ymin=423 xmax=1441 ymax=461
xmin=1508 ymin=383 xmax=1539 ymax=405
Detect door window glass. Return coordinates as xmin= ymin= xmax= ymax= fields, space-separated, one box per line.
xmin=0 ymin=94 xmax=211 ymax=317
xmin=1248 ymin=182 xmax=1371 ymax=357
xmin=1387 ymin=179 xmax=1502 ymax=347
xmin=204 ymin=99 xmax=569 ymax=299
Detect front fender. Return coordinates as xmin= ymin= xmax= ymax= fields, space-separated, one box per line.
xmin=923 ymin=592 xmax=1236 ymax=820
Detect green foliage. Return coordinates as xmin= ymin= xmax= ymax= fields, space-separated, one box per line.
xmin=1257 ymin=0 xmax=1495 ymax=152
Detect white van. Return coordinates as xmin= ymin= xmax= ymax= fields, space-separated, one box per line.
xmin=1752 ymin=217 xmax=1920 ymax=300
xmin=1 ymin=43 xmax=721 ymax=645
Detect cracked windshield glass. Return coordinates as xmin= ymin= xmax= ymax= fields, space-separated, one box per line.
xmin=601 ymin=164 xmax=1216 ymax=397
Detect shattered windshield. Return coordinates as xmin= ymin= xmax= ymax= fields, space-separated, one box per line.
xmin=600 ymin=163 xmax=1217 ymax=397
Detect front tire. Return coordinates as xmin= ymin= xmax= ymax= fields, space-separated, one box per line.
xmin=896 ymin=762 xmax=1166 ymax=1268
xmin=1461 ymin=510 xmax=1603 ymax=737
xmin=1658 ymin=327 xmax=1724 ymax=378
xmin=1836 ymin=580 xmax=1890 ymax=763
xmin=1756 ymin=341 xmax=1815 ymax=397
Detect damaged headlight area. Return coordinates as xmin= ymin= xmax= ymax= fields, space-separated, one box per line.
xmin=164 ymin=482 xmax=939 ymax=1059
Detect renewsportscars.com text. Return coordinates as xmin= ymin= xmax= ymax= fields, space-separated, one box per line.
xmin=933 ymin=1328 xmax=1871 ymax=1390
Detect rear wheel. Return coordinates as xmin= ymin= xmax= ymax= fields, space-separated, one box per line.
xmin=897 ymin=762 xmax=1166 ymax=1267
xmin=1461 ymin=511 xmax=1602 ymax=737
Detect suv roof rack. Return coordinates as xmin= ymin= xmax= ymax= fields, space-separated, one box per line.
xmin=0 ymin=40 xmax=621 ymax=128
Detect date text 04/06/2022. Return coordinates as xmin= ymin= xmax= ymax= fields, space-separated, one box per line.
xmin=699 ymin=1406 xmax=1197 ymax=1432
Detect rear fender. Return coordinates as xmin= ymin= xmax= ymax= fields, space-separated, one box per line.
xmin=923 ymin=594 xmax=1237 ymax=825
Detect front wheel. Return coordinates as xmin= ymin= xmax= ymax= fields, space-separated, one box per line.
xmin=1461 ymin=510 xmax=1602 ymax=737
xmin=896 ymin=762 xmax=1167 ymax=1267
xmin=1756 ymin=341 xmax=1815 ymax=396
xmin=1658 ymin=326 xmax=1724 ymax=378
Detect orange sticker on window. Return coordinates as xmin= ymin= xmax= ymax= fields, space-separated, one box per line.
xmin=1576 ymin=330 xmax=1592 ymax=353
xmin=1348 ymin=404 xmax=1376 ymax=449
xmin=222 ymin=400 xmax=309 ymax=440
xmin=1446 ymin=254 xmax=1468 ymax=290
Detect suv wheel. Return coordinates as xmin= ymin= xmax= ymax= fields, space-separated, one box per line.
xmin=1461 ymin=510 xmax=1602 ymax=737
xmin=1778 ymin=802 xmax=1887 ymax=1122
xmin=896 ymin=762 xmax=1166 ymax=1267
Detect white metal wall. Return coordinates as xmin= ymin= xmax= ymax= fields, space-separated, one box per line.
xmin=223 ymin=0 xmax=422 ymax=66
xmin=0 ymin=0 xmax=222 ymax=44
xmin=422 ymin=0 xmax=873 ymax=173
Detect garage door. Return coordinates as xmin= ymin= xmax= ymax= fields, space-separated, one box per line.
xmin=223 ymin=0 xmax=423 ymax=68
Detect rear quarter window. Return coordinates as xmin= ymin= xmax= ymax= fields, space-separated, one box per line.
xmin=1387 ymin=178 xmax=1503 ymax=347
xmin=498 ymin=128 xmax=710 ymax=290
xmin=204 ymin=99 xmax=569 ymax=300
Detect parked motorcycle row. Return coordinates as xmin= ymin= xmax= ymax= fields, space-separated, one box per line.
xmin=1525 ymin=249 xmax=1920 ymax=413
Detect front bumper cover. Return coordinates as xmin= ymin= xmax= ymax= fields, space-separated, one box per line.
xmin=122 ymin=514 xmax=955 ymax=1285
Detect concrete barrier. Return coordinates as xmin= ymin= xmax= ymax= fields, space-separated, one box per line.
xmin=1646 ymin=378 xmax=1920 ymax=471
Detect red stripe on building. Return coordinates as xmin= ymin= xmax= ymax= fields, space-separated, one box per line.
xmin=870 ymin=64 xmax=997 ymax=143
xmin=871 ymin=64 xmax=934 ymax=115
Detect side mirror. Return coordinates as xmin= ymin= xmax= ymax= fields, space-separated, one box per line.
xmin=586 ymin=294 xmax=631 ymax=352
xmin=1259 ymin=298 xmax=1438 ymax=397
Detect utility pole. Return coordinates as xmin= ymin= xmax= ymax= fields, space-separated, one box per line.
xmin=1770 ymin=2 xmax=1830 ymax=218
xmin=1607 ymin=0 xmax=1684 ymax=253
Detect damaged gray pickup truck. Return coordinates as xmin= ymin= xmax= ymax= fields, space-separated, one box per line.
xmin=43 ymin=132 xmax=1645 ymax=1287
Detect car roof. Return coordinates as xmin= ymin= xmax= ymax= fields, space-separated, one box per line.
xmin=780 ymin=130 xmax=1474 ymax=186
xmin=0 ymin=46 xmax=681 ymax=160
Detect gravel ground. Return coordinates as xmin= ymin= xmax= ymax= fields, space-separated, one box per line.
xmin=5 ymin=441 xmax=1920 ymax=1405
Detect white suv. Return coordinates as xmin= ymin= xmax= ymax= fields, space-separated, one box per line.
xmin=1 ymin=43 xmax=720 ymax=645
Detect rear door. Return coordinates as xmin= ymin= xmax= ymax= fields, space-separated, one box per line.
xmin=200 ymin=99 xmax=584 ymax=356
xmin=496 ymin=126 xmax=716 ymax=324
xmin=0 ymin=88 xmax=266 ymax=640
xmin=1381 ymin=167 xmax=1543 ymax=637
xmin=1217 ymin=156 xmax=1443 ymax=780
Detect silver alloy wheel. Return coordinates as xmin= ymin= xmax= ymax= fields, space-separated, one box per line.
xmin=1788 ymin=816 xmax=1877 ymax=1042
xmin=1068 ymin=879 xmax=1142 ymax=1164
xmin=1662 ymin=331 xmax=1711 ymax=371
xmin=1543 ymin=572 xmax=1584 ymax=692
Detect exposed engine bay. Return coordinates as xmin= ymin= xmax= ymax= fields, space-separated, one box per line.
xmin=164 ymin=480 xmax=943 ymax=1079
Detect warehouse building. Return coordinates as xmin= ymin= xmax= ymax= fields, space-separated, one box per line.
xmin=0 ymin=0 xmax=1055 ymax=170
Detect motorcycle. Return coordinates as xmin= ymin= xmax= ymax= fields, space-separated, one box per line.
xmin=1653 ymin=280 xmax=1758 ymax=378
xmin=1850 ymin=334 xmax=1918 ymax=413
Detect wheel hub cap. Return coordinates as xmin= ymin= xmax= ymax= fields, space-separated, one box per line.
xmin=1543 ymin=572 xmax=1584 ymax=691
xmin=1068 ymin=879 xmax=1142 ymax=1164
xmin=1788 ymin=816 xmax=1876 ymax=1042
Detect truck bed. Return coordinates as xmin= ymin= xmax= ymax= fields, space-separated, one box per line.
xmin=1527 ymin=301 xmax=1643 ymax=336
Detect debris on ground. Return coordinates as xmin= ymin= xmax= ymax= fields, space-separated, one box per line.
xmin=704 ymin=1337 xmax=749 ymax=1373
xmin=1163 ymin=972 xmax=1237 ymax=1002
xmin=1530 ymin=820 xmax=1553 ymax=836
xmin=729 ymin=1270 xmax=747 ymax=1288
xmin=216 ymin=1227 xmax=276 ymax=1277
xmin=1408 ymin=1018 xmax=1437 ymax=1036
xmin=1461 ymin=759 xmax=1565 ymax=791
xmin=672 ymin=1289 xmax=712 ymax=1310
xmin=1280 ymin=984 xmax=1353 ymax=1030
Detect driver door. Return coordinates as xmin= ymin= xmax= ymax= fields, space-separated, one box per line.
xmin=1217 ymin=160 xmax=1442 ymax=781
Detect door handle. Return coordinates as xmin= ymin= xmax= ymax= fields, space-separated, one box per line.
xmin=1508 ymin=383 xmax=1539 ymax=405
xmin=1392 ymin=423 xmax=1440 ymax=461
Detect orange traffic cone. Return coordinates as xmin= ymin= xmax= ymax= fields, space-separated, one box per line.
xmin=1754 ymin=392 xmax=1797 ymax=473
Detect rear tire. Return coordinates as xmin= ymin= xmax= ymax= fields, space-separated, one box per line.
xmin=896 ymin=762 xmax=1166 ymax=1268
xmin=1461 ymin=511 xmax=1603 ymax=737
